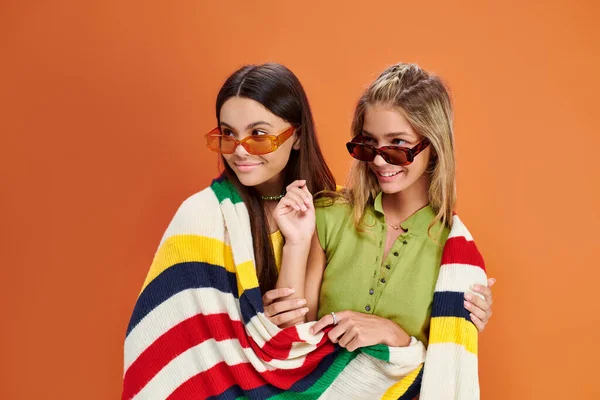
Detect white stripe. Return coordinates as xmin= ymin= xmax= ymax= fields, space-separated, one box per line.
xmin=133 ymin=338 xmax=260 ymax=400
xmin=320 ymin=339 xmax=425 ymax=399
xmin=133 ymin=336 xmax=314 ymax=399
xmin=245 ymin=314 xmax=281 ymax=348
xmin=245 ymin=314 xmax=320 ymax=363
xmin=124 ymin=287 xmax=242 ymax=372
xmin=158 ymin=188 xmax=225 ymax=248
xmin=420 ymin=343 xmax=479 ymax=400
xmin=448 ymin=216 xmax=474 ymax=241
xmin=435 ymin=263 xmax=488 ymax=295
xmin=222 ymin=200 xmax=255 ymax=267
xmin=125 ymin=288 xmax=314 ymax=375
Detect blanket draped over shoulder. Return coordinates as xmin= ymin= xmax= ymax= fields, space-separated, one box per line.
xmin=122 ymin=177 xmax=487 ymax=400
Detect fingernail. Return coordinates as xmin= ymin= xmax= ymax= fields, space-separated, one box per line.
xmin=309 ymin=328 xmax=314 ymax=334
xmin=301 ymin=307 xmax=309 ymax=314
xmin=304 ymin=198 xmax=311 ymax=204
xmin=490 ymin=278 xmax=496 ymax=284
xmin=471 ymin=285 xmax=480 ymax=292
xmin=287 ymin=288 xmax=295 ymax=294
xmin=470 ymin=313 xmax=476 ymax=320
xmin=297 ymin=299 xmax=307 ymax=306
xmin=301 ymin=205 xmax=307 ymax=211
xmin=464 ymin=301 xmax=471 ymax=309
xmin=464 ymin=293 xmax=472 ymax=301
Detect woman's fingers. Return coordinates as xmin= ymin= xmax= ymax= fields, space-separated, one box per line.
xmin=262 ymin=287 xmax=295 ymax=306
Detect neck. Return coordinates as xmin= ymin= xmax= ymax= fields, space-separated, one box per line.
xmin=381 ymin=175 xmax=429 ymax=224
xmin=254 ymin=172 xmax=285 ymax=198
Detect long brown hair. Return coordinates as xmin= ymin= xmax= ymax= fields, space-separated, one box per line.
xmin=215 ymin=63 xmax=336 ymax=294
xmin=345 ymin=63 xmax=456 ymax=236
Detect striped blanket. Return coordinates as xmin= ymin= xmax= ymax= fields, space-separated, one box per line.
xmin=122 ymin=177 xmax=487 ymax=399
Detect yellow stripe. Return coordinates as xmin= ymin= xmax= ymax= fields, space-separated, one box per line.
xmin=381 ymin=364 xmax=423 ymax=399
xmin=139 ymin=235 xmax=258 ymax=296
xmin=428 ymin=316 xmax=478 ymax=355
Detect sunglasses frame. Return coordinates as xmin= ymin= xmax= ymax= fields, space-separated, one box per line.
xmin=205 ymin=125 xmax=295 ymax=155
xmin=346 ymin=134 xmax=431 ymax=166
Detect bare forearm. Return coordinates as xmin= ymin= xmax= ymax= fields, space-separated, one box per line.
xmin=275 ymin=241 xmax=310 ymax=301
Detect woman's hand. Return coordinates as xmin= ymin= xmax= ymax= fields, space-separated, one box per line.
xmin=464 ymin=277 xmax=496 ymax=332
xmin=272 ymin=180 xmax=315 ymax=246
xmin=262 ymin=287 xmax=309 ymax=327
xmin=309 ymin=310 xmax=411 ymax=351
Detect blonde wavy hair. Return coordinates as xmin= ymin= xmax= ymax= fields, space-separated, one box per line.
xmin=343 ymin=63 xmax=456 ymax=236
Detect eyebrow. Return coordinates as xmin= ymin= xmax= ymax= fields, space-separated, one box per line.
xmin=220 ymin=120 xmax=274 ymax=130
xmin=361 ymin=129 xmax=412 ymax=139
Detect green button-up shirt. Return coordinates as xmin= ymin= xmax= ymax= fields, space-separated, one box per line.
xmin=315 ymin=193 xmax=450 ymax=346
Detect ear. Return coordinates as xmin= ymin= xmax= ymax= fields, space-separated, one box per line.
xmin=292 ymin=133 xmax=301 ymax=150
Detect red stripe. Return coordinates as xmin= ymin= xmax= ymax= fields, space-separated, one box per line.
xmin=123 ymin=313 xmax=246 ymax=399
xmin=248 ymin=323 xmax=303 ymax=361
xmin=123 ymin=313 xmax=331 ymax=399
xmin=441 ymin=236 xmax=486 ymax=271
xmin=167 ymin=338 xmax=334 ymax=399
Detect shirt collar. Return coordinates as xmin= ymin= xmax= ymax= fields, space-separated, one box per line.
xmin=372 ymin=192 xmax=436 ymax=236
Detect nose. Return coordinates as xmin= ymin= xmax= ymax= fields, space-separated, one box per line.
xmin=233 ymin=142 xmax=250 ymax=157
xmin=372 ymin=154 xmax=388 ymax=167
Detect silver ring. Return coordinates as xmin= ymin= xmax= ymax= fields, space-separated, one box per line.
xmin=330 ymin=311 xmax=338 ymax=326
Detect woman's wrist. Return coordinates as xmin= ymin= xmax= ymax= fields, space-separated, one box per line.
xmin=283 ymin=240 xmax=312 ymax=253
xmin=383 ymin=319 xmax=411 ymax=347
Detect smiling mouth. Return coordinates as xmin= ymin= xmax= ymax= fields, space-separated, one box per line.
xmin=235 ymin=162 xmax=263 ymax=172
xmin=376 ymin=170 xmax=402 ymax=177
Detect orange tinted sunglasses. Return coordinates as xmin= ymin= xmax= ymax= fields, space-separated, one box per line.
xmin=205 ymin=126 xmax=295 ymax=155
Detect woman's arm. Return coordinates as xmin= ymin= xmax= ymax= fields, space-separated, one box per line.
xmin=271 ymin=180 xmax=315 ymax=327
xmin=272 ymin=230 xmax=325 ymax=327
xmin=304 ymin=231 xmax=326 ymax=322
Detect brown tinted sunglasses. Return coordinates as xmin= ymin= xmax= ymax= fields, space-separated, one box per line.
xmin=346 ymin=135 xmax=430 ymax=166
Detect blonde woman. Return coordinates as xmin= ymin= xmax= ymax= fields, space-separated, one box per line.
xmin=274 ymin=62 xmax=493 ymax=398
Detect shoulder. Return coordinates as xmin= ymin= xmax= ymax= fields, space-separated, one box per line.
xmin=177 ymin=186 xmax=220 ymax=214
xmin=315 ymin=196 xmax=352 ymax=223
xmin=158 ymin=186 xmax=223 ymax=246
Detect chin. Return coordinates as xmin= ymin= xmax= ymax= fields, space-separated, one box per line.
xmin=235 ymin=174 xmax=265 ymax=188
xmin=378 ymin=178 xmax=413 ymax=195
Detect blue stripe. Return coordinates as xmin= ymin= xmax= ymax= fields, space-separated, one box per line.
xmin=239 ymin=288 xmax=265 ymax=324
xmin=208 ymin=383 xmax=282 ymax=400
xmin=125 ymin=261 xmax=239 ymax=336
xmin=286 ymin=349 xmax=338 ymax=393
xmin=430 ymin=291 xmax=472 ymax=322
xmin=397 ymin=366 xmax=423 ymax=400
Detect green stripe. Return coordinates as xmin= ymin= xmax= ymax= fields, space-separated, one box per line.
xmin=360 ymin=344 xmax=390 ymax=362
xmin=269 ymin=350 xmax=358 ymax=399
xmin=211 ymin=178 xmax=243 ymax=204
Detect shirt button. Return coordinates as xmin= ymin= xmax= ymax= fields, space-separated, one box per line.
xmin=402 ymin=240 xmax=408 ymax=245
xmin=380 ymin=278 xmax=386 ymax=283
xmin=369 ymin=289 xmax=374 ymax=295
xmin=365 ymin=305 xmax=371 ymax=311
xmin=393 ymin=251 xmax=399 ymax=256
xmin=385 ymin=264 xmax=391 ymax=269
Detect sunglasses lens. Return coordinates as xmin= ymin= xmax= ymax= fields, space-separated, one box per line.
xmin=245 ymin=136 xmax=275 ymax=154
xmin=207 ymin=135 xmax=237 ymax=154
xmin=347 ymin=142 xmax=376 ymax=161
xmin=383 ymin=147 xmax=410 ymax=165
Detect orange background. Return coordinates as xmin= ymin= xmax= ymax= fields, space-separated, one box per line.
xmin=2 ymin=1 xmax=599 ymax=399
